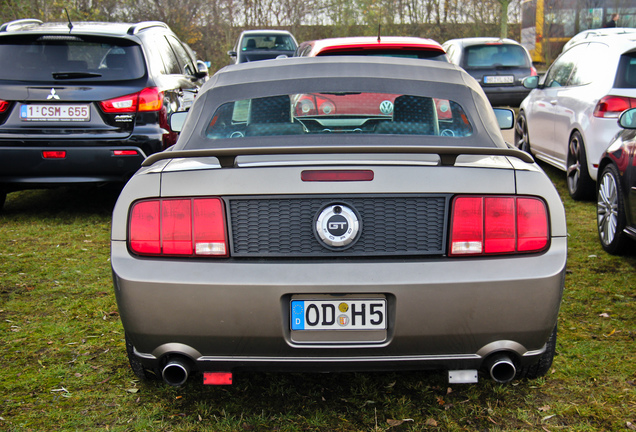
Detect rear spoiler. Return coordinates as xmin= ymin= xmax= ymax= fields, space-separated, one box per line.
xmin=142 ymin=144 xmax=533 ymax=168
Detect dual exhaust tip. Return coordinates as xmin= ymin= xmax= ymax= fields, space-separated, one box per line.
xmin=161 ymin=353 xmax=517 ymax=387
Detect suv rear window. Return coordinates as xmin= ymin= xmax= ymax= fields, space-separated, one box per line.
xmin=205 ymin=92 xmax=473 ymax=139
xmin=463 ymin=44 xmax=530 ymax=68
xmin=0 ymin=35 xmax=145 ymax=81
xmin=614 ymin=53 xmax=636 ymax=89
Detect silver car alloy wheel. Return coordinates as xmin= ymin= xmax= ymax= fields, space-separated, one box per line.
xmin=514 ymin=113 xmax=530 ymax=153
xmin=566 ymin=135 xmax=583 ymax=196
xmin=597 ymin=170 xmax=619 ymax=247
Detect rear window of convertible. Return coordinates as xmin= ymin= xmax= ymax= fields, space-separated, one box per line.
xmin=205 ymin=92 xmax=473 ymax=139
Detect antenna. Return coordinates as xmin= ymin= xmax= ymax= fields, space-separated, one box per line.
xmin=377 ymin=24 xmax=381 ymax=42
xmin=64 ymin=8 xmax=73 ymax=31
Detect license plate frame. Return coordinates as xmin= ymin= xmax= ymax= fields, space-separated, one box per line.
xmin=291 ymin=296 xmax=387 ymax=331
xmin=483 ymin=75 xmax=514 ymax=84
xmin=20 ymin=104 xmax=91 ymax=122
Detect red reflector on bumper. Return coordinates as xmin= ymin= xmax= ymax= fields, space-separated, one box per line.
xmin=203 ymin=372 xmax=233 ymax=385
xmin=42 ymin=150 xmax=66 ymax=159
xmin=113 ymin=150 xmax=139 ymax=156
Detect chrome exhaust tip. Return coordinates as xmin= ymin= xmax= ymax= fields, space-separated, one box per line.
xmin=487 ymin=353 xmax=517 ymax=383
xmin=162 ymin=358 xmax=190 ymax=386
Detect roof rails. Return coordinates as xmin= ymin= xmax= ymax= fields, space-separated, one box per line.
xmin=127 ymin=21 xmax=169 ymax=35
xmin=0 ymin=18 xmax=43 ymax=32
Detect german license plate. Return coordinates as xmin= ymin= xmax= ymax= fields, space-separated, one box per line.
xmin=484 ymin=75 xmax=514 ymax=84
xmin=20 ymin=104 xmax=90 ymax=121
xmin=291 ymin=299 xmax=386 ymax=330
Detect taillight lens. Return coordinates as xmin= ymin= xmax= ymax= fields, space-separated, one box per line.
xmin=100 ymin=87 xmax=163 ymax=113
xmin=530 ymin=66 xmax=538 ymax=77
xmin=129 ymin=198 xmax=228 ymax=257
xmin=593 ymin=96 xmax=636 ymax=119
xmin=449 ymin=196 xmax=548 ymax=256
xmin=0 ymin=99 xmax=8 ymax=113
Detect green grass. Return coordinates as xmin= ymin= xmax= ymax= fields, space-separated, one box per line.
xmin=1 ymin=165 xmax=634 ymax=431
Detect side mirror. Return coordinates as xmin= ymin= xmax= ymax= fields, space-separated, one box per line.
xmin=619 ymin=108 xmax=636 ymax=129
xmin=194 ymin=60 xmax=209 ymax=79
xmin=227 ymin=50 xmax=237 ymax=57
xmin=493 ymin=108 xmax=514 ymax=130
xmin=169 ymin=111 xmax=188 ymax=133
xmin=522 ymin=76 xmax=539 ymax=89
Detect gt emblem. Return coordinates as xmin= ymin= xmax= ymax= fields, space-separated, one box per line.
xmin=47 ymin=88 xmax=60 ymax=100
xmin=315 ymin=204 xmax=360 ymax=249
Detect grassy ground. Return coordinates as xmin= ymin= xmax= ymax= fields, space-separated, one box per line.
xmin=0 ymin=164 xmax=634 ymax=431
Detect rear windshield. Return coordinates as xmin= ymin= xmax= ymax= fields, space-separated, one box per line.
xmin=205 ymin=92 xmax=473 ymax=139
xmin=0 ymin=35 xmax=145 ymax=81
xmin=463 ymin=44 xmax=530 ymax=68
xmin=241 ymin=35 xmax=296 ymax=51
xmin=614 ymin=52 xmax=636 ymax=89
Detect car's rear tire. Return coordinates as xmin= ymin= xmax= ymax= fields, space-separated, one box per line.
xmin=566 ymin=131 xmax=594 ymax=200
xmin=514 ymin=111 xmax=532 ymax=154
xmin=597 ymin=163 xmax=629 ymax=255
xmin=516 ymin=325 xmax=557 ymax=380
xmin=125 ymin=334 xmax=159 ymax=382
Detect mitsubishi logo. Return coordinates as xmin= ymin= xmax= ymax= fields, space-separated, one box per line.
xmin=47 ymin=88 xmax=60 ymax=100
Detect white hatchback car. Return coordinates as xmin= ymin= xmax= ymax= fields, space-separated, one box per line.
xmin=516 ymin=33 xmax=636 ymax=199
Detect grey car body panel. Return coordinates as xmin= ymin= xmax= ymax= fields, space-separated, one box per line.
xmin=111 ymin=57 xmax=567 ymax=377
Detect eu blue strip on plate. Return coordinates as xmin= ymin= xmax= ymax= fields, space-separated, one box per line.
xmin=291 ymin=301 xmax=305 ymax=330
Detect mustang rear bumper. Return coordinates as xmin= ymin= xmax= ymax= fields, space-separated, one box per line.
xmin=112 ymin=237 xmax=566 ymax=373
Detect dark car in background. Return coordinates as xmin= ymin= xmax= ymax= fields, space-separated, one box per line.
xmin=111 ymin=56 xmax=566 ymax=388
xmin=442 ymin=37 xmax=537 ymax=107
xmin=228 ymin=30 xmax=298 ymax=64
xmin=596 ymin=108 xmax=636 ymax=254
xmin=0 ymin=19 xmax=208 ymax=210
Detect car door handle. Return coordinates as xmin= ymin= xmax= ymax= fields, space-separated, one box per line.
xmin=550 ymin=100 xmax=558 ymax=105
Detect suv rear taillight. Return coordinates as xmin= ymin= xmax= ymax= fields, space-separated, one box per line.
xmin=0 ymin=99 xmax=8 ymax=113
xmin=593 ymin=96 xmax=636 ymax=119
xmin=530 ymin=66 xmax=538 ymax=77
xmin=100 ymin=87 xmax=163 ymax=113
xmin=449 ymin=196 xmax=548 ymax=256
xmin=129 ymin=198 xmax=228 ymax=257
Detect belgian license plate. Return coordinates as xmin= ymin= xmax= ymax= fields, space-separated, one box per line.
xmin=291 ymin=299 xmax=386 ymax=331
xmin=20 ymin=104 xmax=90 ymax=121
xmin=484 ymin=75 xmax=514 ymax=84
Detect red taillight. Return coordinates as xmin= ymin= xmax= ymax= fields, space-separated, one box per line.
xmin=301 ymin=170 xmax=374 ymax=182
xmin=593 ymin=95 xmax=636 ymax=119
xmin=0 ymin=99 xmax=8 ymax=113
xmin=449 ymin=196 xmax=548 ymax=256
xmin=530 ymin=66 xmax=538 ymax=77
xmin=100 ymin=87 xmax=163 ymax=114
xmin=138 ymin=87 xmax=163 ymax=112
xmin=42 ymin=150 xmax=66 ymax=159
xmin=129 ymin=198 xmax=228 ymax=257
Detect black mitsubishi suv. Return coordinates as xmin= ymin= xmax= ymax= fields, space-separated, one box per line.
xmin=0 ymin=19 xmax=209 ymax=209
